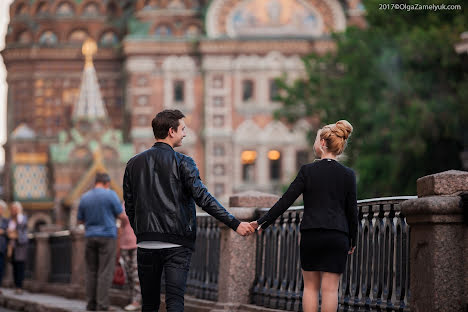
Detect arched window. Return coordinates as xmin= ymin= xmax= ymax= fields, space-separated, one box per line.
xmin=185 ymin=25 xmax=200 ymax=37
xmin=39 ymin=31 xmax=58 ymax=46
xmin=143 ymin=0 xmax=159 ymax=9
xmin=241 ymin=150 xmax=257 ymax=182
xmin=82 ymin=2 xmax=100 ymax=16
xmin=56 ymin=2 xmax=74 ymax=16
xmin=268 ymin=150 xmax=281 ymax=181
xmin=15 ymin=3 xmax=28 ymax=16
xmin=155 ymin=25 xmax=172 ymax=37
xmin=17 ymin=31 xmax=32 ymax=44
xmin=167 ymin=0 xmax=185 ymax=9
xmin=69 ymin=29 xmax=89 ymax=43
xmin=36 ymin=2 xmax=48 ymax=15
xmin=99 ymin=31 xmax=118 ymax=46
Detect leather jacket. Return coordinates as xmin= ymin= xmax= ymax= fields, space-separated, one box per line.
xmin=123 ymin=142 xmax=240 ymax=250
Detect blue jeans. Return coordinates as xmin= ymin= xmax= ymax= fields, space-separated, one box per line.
xmin=137 ymin=247 xmax=192 ymax=312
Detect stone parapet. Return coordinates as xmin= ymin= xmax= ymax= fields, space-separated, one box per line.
xmin=417 ymin=170 xmax=468 ymax=197
xmin=214 ymin=191 xmax=278 ymax=312
xmin=401 ymin=170 xmax=467 ymax=312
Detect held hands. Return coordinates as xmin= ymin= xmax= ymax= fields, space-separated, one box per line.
xmin=249 ymin=221 xmax=262 ymax=234
xmin=235 ymin=222 xmax=256 ymax=236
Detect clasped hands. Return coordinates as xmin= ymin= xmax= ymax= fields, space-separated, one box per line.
xmin=235 ymin=221 xmax=262 ymax=236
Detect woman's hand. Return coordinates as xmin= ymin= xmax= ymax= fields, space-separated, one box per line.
xmin=249 ymin=221 xmax=262 ymax=234
xmin=348 ymin=246 xmax=356 ymax=255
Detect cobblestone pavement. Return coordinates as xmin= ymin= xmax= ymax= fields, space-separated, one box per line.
xmin=0 ymin=288 xmax=125 ymax=312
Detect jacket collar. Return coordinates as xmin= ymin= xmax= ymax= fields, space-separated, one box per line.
xmin=153 ymin=142 xmax=174 ymax=151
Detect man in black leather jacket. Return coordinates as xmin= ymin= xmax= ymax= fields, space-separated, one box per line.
xmin=123 ymin=109 xmax=254 ymax=312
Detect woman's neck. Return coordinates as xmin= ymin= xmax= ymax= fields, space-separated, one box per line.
xmin=321 ymin=152 xmax=337 ymax=160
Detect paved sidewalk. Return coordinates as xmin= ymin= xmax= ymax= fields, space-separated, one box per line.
xmin=0 ymin=289 xmax=125 ymax=312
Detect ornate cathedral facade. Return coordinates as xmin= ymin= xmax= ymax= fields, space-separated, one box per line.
xmin=2 ymin=0 xmax=364 ymax=230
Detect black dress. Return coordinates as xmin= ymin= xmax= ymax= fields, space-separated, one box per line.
xmin=257 ymin=158 xmax=358 ymax=274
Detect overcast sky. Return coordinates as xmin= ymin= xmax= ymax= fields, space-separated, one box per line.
xmin=0 ymin=0 xmax=13 ymax=168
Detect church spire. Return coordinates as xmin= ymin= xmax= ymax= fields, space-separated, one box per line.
xmin=72 ymin=38 xmax=108 ymax=121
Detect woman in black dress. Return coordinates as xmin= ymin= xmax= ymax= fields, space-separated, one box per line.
xmin=251 ymin=120 xmax=358 ymax=312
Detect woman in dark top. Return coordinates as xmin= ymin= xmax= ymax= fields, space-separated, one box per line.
xmin=251 ymin=120 xmax=358 ymax=312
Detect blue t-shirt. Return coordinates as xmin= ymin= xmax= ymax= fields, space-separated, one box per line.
xmin=77 ymin=188 xmax=122 ymax=238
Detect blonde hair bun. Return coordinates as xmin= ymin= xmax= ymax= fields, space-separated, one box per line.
xmin=334 ymin=120 xmax=353 ymax=140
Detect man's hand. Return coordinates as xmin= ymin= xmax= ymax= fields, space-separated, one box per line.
xmin=236 ymin=222 xmax=255 ymax=236
xmin=249 ymin=221 xmax=262 ymax=234
xmin=348 ymin=246 xmax=356 ymax=255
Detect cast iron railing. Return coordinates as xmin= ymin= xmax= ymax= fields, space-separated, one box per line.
xmin=252 ymin=196 xmax=415 ymax=311
xmin=25 ymin=234 xmax=36 ymax=279
xmin=186 ymin=213 xmax=221 ymax=301
xmin=49 ymin=231 xmax=72 ymax=283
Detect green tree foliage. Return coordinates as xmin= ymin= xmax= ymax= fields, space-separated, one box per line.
xmin=274 ymin=0 xmax=468 ymax=198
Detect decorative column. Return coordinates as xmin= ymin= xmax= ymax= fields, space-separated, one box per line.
xmin=401 ymin=170 xmax=468 ymax=312
xmin=34 ymin=232 xmax=51 ymax=286
xmin=70 ymin=227 xmax=86 ymax=287
xmin=212 ymin=191 xmax=278 ymax=311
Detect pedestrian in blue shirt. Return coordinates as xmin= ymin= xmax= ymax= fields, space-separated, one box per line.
xmin=78 ymin=173 xmax=125 ymax=311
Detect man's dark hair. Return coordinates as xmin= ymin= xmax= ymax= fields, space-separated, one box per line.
xmin=152 ymin=109 xmax=185 ymax=140
xmin=95 ymin=172 xmax=111 ymax=184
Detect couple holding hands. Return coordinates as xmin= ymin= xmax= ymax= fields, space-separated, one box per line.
xmin=123 ymin=109 xmax=357 ymax=312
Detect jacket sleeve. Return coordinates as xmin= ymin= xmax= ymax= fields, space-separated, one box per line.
xmin=345 ymin=170 xmax=358 ymax=247
xmin=123 ymin=164 xmax=135 ymax=231
xmin=181 ymin=157 xmax=241 ymax=231
xmin=257 ymin=166 xmax=305 ymax=229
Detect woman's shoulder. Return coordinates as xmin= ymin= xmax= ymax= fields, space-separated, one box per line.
xmin=336 ymin=162 xmax=356 ymax=179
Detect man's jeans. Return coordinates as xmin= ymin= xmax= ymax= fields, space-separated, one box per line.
xmin=85 ymin=237 xmax=116 ymax=311
xmin=137 ymin=247 xmax=192 ymax=312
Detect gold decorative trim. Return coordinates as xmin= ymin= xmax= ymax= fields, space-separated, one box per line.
xmin=13 ymin=153 xmax=48 ymax=164
xmin=21 ymin=202 xmax=54 ymax=210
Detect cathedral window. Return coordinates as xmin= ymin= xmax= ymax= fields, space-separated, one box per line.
xmin=39 ymin=31 xmax=58 ymax=46
xmin=213 ymin=96 xmax=224 ymax=107
xmin=17 ymin=31 xmax=32 ymax=44
xmin=185 ymin=25 xmax=200 ymax=37
xmin=241 ymin=150 xmax=257 ymax=182
xmin=56 ymin=2 xmax=75 ymax=16
xmin=268 ymin=150 xmax=281 ymax=181
xmin=269 ymin=79 xmax=280 ymax=101
xmin=214 ymin=164 xmax=225 ymax=176
xmin=155 ymin=25 xmax=172 ymax=37
xmin=36 ymin=2 xmax=48 ymax=15
xmin=143 ymin=0 xmax=159 ymax=9
xmin=173 ymin=80 xmax=185 ymax=103
xmin=15 ymin=3 xmax=28 ymax=16
xmin=82 ymin=2 xmax=100 ymax=17
xmin=213 ymin=144 xmax=225 ymax=156
xmin=99 ymin=31 xmax=118 ymax=46
xmin=137 ymin=96 xmax=148 ymax=106
xmin=242 ymin=79 xmax=254 ymax=102
xmin=69 ymin=29 xmax=89 ymax=43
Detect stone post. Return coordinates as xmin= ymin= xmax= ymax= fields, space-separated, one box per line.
xmin=212 ymin=191 xmax=279 ymax=311
xmin=70 ymin=227 xmax=86 ymax=287
xmin=34 ymin=232 xmax=51 ymax=286
xmin=401 ymin=170 xmax=468 ymax=312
